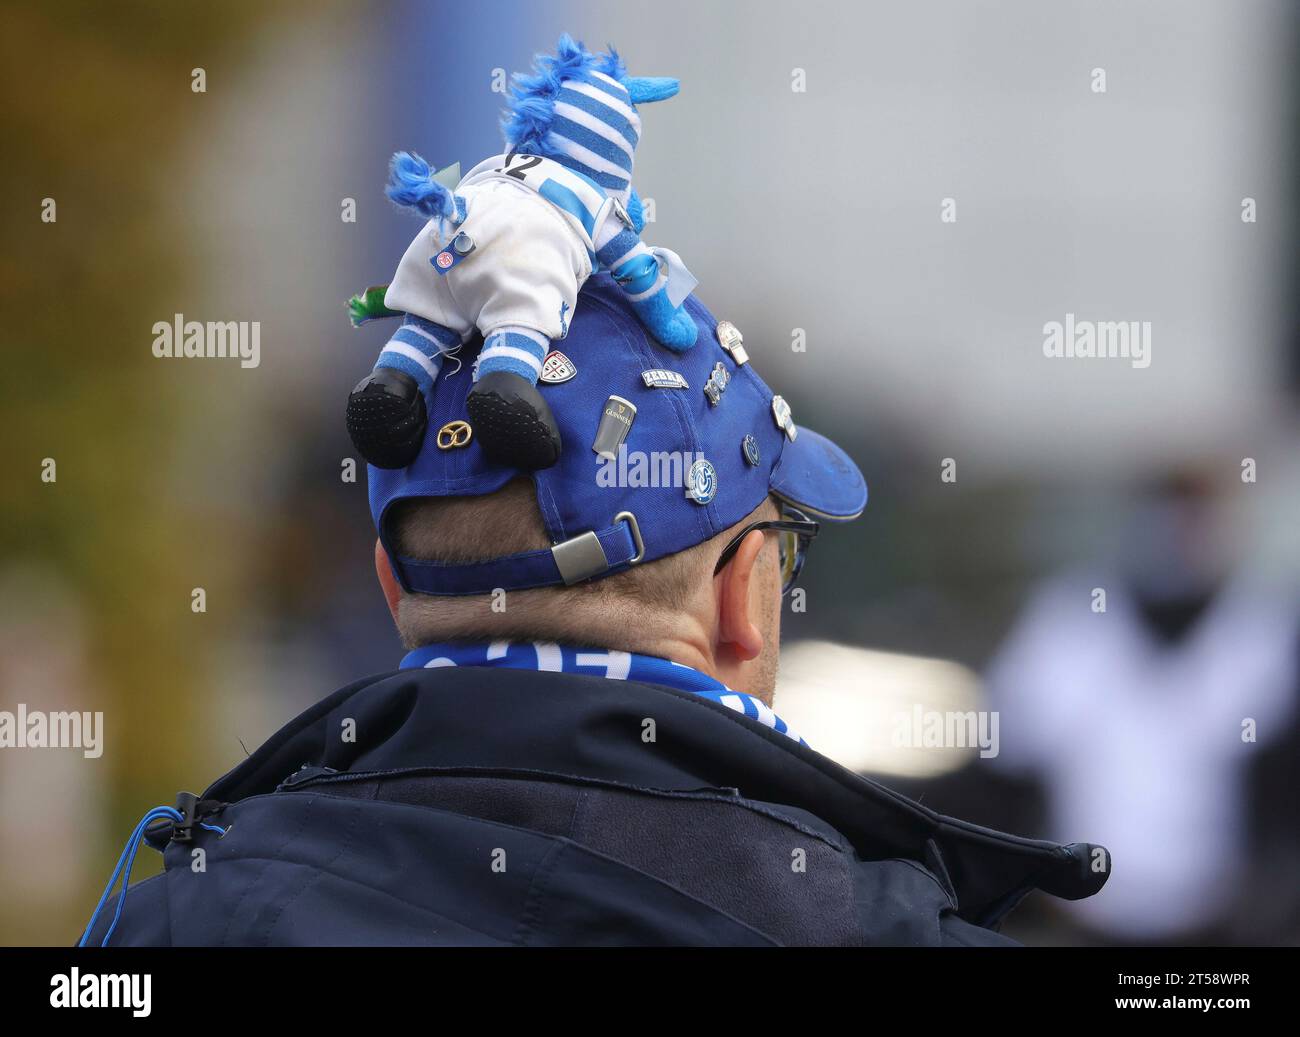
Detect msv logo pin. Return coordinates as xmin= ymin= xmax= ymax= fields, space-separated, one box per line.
xmin=685 ymin=458 xmax=717 ymax=504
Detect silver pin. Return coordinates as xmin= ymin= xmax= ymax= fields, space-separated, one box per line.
xmin=771 ymin=395 xmax=797 ymax=441
xmin=716 ymin=321 xmax=749 ymax=365
xmin=685 ymin=458 xmax=717 ymax=504
xmin=451 ymin=231 xmax=475 ymax=255
xmin=704 ymin=362 xmax=730 ymax=406
xmin=540 ymin=350 xmax=577 ymax=384
xmin=592 ymin=395 xmax=637 ymax=459
xmin=610 ymin=196 xmax=635 ymax=231
xmin=641 ymin=369 xmax=689 ymax=390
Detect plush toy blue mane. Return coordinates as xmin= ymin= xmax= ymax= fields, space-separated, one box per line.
xmin=501 ymin=35 xmax=628 ymax=156
xmin=385 ymin=35 xmax=678 ymax=230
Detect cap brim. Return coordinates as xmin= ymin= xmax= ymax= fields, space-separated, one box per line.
xmin=768 ymin=425 xmax=867 ymax=521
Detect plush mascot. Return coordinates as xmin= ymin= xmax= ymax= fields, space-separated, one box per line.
xmin=345 ymin=34 xmax=698 ymax=471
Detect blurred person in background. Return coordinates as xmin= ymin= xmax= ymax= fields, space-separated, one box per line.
xmin=984 ymin=466 xmax=1300 ymax=944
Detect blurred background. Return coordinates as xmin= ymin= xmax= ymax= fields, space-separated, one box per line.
xmin=2 ymin=0 xmax=1297 ymax=945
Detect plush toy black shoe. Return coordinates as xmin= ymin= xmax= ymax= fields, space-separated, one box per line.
xmin=465 ymin=371 xmax=562 ymax=470
xmin=345 ymin=369 xmax=428 ymax=469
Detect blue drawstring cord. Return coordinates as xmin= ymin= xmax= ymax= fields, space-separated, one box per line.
xmin=78 ymin=805 xmax=227 ymax=947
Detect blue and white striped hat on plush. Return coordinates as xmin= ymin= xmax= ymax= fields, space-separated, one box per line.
xmin=546 ymin=70 xmax=641 ymax=202
xmin=502 ymin=34 xmax=681 ymax=207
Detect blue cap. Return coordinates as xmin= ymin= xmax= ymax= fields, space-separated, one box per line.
xmin=370 ymin=274 xmax=867 ymax=595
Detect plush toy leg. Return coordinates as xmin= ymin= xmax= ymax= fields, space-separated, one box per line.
xmin=346 ymin=314 xmax=460 ymax=469
xmin=465 ymin=327 xmax=562 ymax=470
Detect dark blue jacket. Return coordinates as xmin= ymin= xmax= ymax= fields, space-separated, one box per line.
xmin=85 ymin=667 xmax=1108 ymax=945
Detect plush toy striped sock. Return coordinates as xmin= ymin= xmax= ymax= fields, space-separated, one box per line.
xmin=375 ymin=314 xmax=462 ymax=404
xmin=476 ymin=326 xmax=550 ymax=384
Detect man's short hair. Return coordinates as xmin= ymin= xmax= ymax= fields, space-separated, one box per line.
xmin=386 ymin=478 xmax=775 ymax=649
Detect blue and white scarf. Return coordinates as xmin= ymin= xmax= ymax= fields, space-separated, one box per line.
xmin=399 ymin=640 xmax=805 ymax=746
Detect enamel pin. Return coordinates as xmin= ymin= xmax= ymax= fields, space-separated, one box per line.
xmin=540 ymin=350 xmax=577 ymax=384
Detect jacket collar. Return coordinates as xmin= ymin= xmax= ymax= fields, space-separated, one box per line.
xmin=203 ymin=665 xmax=1108 ymax=927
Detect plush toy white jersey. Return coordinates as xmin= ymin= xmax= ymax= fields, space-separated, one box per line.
xmin=384 ymin=153 xmax=695 ymax=383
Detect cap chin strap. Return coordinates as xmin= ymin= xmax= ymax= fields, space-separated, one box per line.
xmin=394 ymin=512 xmax=644 ymax=597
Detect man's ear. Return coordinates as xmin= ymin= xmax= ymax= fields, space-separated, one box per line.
xmin=715 ymin=529 xmax=766 ymax=662
xmin=374 ymin=539 xmax=402 ymax=622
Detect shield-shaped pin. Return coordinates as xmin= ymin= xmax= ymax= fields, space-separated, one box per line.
xmin=540 ymin=350 xmax=577 ymax=384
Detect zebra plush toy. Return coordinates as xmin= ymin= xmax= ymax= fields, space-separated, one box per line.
xmin=345 ymin=34 xmax=698 ymax=471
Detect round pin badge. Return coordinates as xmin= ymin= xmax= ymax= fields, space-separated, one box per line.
xmin=435 ymin=251 xmax=453 ymax=269
xmin=742 ymin=434 xmax=761 ymax=466
xmin=686 ymin=458 xmax=717 ymax=505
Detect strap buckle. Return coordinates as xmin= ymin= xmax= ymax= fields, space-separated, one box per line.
xmin=550 ymin=531 xmax=608 ymax=585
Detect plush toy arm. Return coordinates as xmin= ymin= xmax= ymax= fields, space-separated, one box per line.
xmin=595 ymin=221 xmax=698 ymax=351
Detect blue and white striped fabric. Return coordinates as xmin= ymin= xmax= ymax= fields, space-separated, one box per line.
xmin=478 ymin=326 xmax=549 ymax=383
xmin=374 ymin=313 xmax=462 ymax=396
xmin=547 ymin=70 xmax=641 ymax=203
xmin=399 ymin=640 xmax=807 ymax=746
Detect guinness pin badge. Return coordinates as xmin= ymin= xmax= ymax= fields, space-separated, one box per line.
xmin=592 ymin=395 xmax=637 ymax=460
xmin=540 ymin=350 xmax=577 ymax=384
xmin=716 ymin=321 xmax=749 ymax=365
